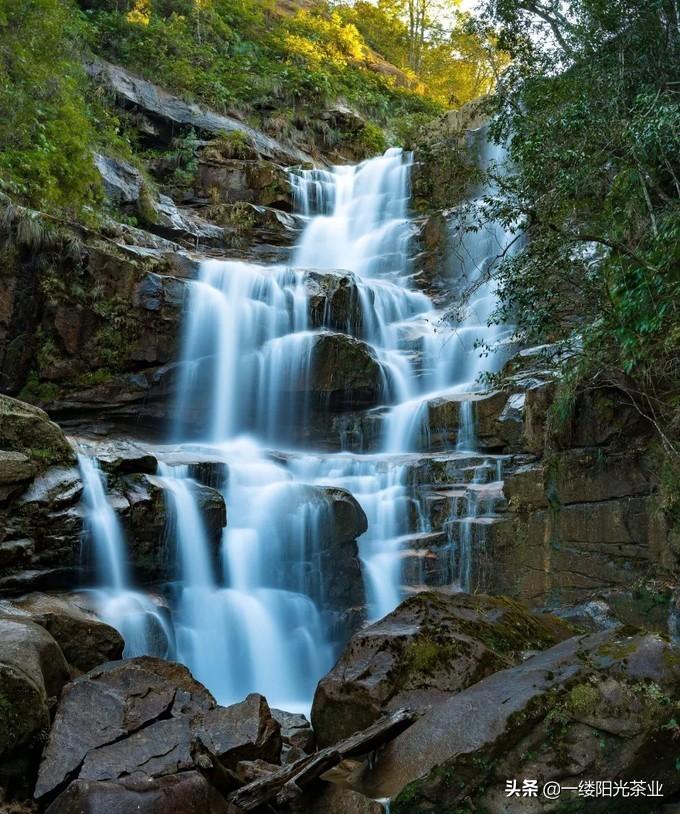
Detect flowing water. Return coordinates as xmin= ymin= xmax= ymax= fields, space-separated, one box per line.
xmin=77 ymin=454 xmax=173 ymax=657
xmin=78 ymin=136 xmax=517 ymax=710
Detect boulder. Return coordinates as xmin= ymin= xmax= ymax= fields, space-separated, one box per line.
xmin=35 ymin=657 xmax=216 ymax=800
xmin=0 ymin=618 xmax=69 ymax=794
xmin=271 ymin=708 xmax=314 ymax=754
xmin=1 ymin=593 xmax=124 ymax=673
xmin=311 ymin=591 xmax=573 ymax=747
xmin=44 ymin=772 xmax=237 ymax=814
xmin=359 ymin=630 xmax=680 ymax=813
xmin=0 ymin=395 xmax=74 ymax=465
xmin=36 ymin=659 xmax=283 ymax=806
xmin=195 ymin=693 xmax=281 ymax=769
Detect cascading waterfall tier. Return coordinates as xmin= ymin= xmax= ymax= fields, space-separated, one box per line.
xmin=78 ymin=139 xmax=517 ymax=710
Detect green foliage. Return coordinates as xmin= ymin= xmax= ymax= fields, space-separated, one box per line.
xmin=84 ymin=0 xmax=443 ymax=134
xmin=0 ymin=0 xmax=101 ymax=213
xmin=478 ymin=0 xmax=680 ymax=453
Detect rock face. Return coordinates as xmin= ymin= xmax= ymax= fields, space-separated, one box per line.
xmin=359 ymin=629 xmax=680 ymax=813
xmin=0 ymin=617 xmax=69 ymax=796
xmin=486 ymin=445 xmax=668 ymax=606
xmin=0 ymin=464 xmax=83 ymax=596
xmin=35 ymin=657 xmax=280 ymax=806
xmin=0 ymin=222 xmax=187 ymax=424
xmin=312 ymin=591 xmax=573 ymax=747
xmin=86 ymin=60 xmax=313 ymax=166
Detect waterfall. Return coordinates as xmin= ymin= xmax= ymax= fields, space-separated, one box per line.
xmin=82 ymin=136 xmax=518 ymax=709
xmin=77 ymin=454 xmax=173 ymax=658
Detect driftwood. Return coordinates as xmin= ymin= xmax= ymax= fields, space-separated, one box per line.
xmin=228 ymin=707 xmax=415 ymax=811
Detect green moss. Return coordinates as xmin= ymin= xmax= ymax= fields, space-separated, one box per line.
xmin=18 ymin=372 xmax=60 ymax=405
xmin=75 ymin=368 xmax=114 ymax=388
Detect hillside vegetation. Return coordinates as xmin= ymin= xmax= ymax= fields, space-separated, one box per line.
xmin=0 ymin=0 xmax=499 ymax=217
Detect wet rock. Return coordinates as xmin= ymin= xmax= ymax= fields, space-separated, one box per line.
xmin=116 ymin=474 xmax=226 ymax=582
xmin=271 ymin=708 xmax=315 ymax=754
xmin=311 ymin=591 xmax=573 ymax=747
xmin=1 ymin=592 xmax=124 ymax=673
xmin=196 ymin=693 xmax=281 ymax=769
xmin=90 ymin=440 xmax=158 ymax=475
xmin=304 ymin=270 xmax=362 ymax=334
xmin=308 ymin=333 xmax=385 ymax=411
xmin=0 ymin=395 xmax=74 ymax=465
xmin=0 ymin=466 xmax=83 ymax=597
xmin=0 ymin=618 xmax=69 ymax=794
xmin=44 ymin=772 xmax=236 ymax=814
xmin=360 ymin=630 xmax=680 ymax=813
xmin=35 ymin=657 xmax=216 ymax=800
xmin=426 ymin=390 xmax=515 ymax=451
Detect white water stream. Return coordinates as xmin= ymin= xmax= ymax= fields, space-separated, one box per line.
xmin=78 ymin=137 xmax=517 ymax=710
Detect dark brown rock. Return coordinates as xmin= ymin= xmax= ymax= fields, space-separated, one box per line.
xmin=2 ymin=592 xmax=124 ymax=673
xmin=195 ymin=693 xmax=281 ymax=769
xmin=271 ymin=708 xmax=314 ymax=754
xmin=35 ymin=657 xmax=216 ymax=799
xmin=311 ymin=591 xmax=573 ymax=747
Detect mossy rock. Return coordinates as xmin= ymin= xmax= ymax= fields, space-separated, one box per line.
xmin=311 ymin=591 xmax=573 ymax=747
xmin=0 ymin=394 xmax=74 ymax=467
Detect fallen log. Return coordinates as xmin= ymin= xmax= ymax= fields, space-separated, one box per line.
xmin=228 ymin=707 xmax=415 ymax=811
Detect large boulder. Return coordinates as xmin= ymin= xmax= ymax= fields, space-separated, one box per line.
xmin=312 ymin=591 xmax=573 ymax=747
xmin=0 ymin=593 xmax=124 ymax=673
xmin=359 ymin=629 xmax=680 ymax=812
xmin=0 ymin=618 xmax=69 ymax=796
xmin=35 ymin=658 xmax=281 ymax=807
xmin=35 ymin=658 xmax=215 ymax=800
